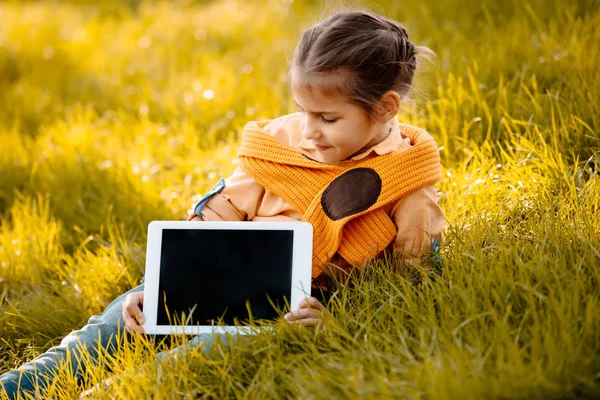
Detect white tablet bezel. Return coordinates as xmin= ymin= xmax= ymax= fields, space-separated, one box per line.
xmin=142 ymin=220 xmax=313 ymax=335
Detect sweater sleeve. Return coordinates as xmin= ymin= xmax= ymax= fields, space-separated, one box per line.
xmin=390 ymin=185 xmax=445 ymax=259
xmin=198 ymin=116 xmax=303 ymax=221
xmin=200 ymin=166 xmax=265 ymax=221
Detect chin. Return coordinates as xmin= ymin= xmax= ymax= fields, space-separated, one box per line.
xmin=324 ymin=158 xmax=342 ymax=165
xmin=316 ymin=152 xmax=338 ymax=165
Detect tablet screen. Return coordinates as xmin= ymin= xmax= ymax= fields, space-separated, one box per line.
xmin=156 ymin=229 xmax=294 ymax=326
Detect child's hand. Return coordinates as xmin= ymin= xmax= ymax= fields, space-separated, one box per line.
xmin=122 ymin=292 xmax=145 ymax=334
xmin=284 ymin=297 xmax=325 ymax=328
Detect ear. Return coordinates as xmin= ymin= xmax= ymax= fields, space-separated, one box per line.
xmin=373 ymin=91 xmax=401 ymax=122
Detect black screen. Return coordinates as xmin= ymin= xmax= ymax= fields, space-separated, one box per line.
xmin=156 ymin=229 xmax=294 ymax=326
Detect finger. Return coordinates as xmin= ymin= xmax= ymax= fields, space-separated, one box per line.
xmin=298 ymin=297 xmax=323 ymax=310
xmin=124 ymin=303 xmax=145 ymax=324
xmin=123 ymin=295 xmax=145 ymax=324
xmin=122 ymin=312 xmax=134 ymax=334
xmin=124 ymin=291 xmax=144 ymax=306
xmin=122 ymin=310 xmax=143 ymax=334
xmin=285 ymin=308 xmax=321 ymax=321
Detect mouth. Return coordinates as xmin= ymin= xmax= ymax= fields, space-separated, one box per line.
xmin=314 ymin=144 xmax=332 ymax=152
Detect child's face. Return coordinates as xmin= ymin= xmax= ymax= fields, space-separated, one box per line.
xmin=291 ymin=82 xmax=391 ymax=165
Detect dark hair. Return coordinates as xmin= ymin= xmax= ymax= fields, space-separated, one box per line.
xmin=289 ymin=9 xmax=434 ymax=119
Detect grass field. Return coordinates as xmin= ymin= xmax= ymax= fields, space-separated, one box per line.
xmin=0 ymin=0 xmax=599 ymax=398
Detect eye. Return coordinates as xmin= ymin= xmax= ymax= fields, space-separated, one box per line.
xmin=297 ymin=107 xmax=336 ymax=124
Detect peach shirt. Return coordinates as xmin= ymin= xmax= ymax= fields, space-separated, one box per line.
xmin=196 ymin=112 xmax=445 ymax=260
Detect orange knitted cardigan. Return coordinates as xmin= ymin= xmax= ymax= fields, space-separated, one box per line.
xmin=238 ymin=120 xmax=442 ymax=278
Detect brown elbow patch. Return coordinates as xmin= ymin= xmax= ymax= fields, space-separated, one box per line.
xmin=321 ymin=168 xmax=382 ymax=221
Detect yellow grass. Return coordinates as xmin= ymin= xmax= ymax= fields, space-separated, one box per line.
xmin=0 ymin=0 xmax=599 ymax=398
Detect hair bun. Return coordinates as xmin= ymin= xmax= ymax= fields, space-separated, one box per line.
xmin=398 ymin=36 xmax=416 ymax=70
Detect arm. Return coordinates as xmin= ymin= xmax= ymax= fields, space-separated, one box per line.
xmin=391 ymin=185 xmax=445 ymax=263
xmin=187 ymin=115 xmax=294 ymax=222
xmin=285 ymin=187 xmax=445 ymax=329
xmin=187 ymin=166 xmax=266 ymax=222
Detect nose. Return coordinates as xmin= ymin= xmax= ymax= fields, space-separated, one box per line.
xmin=302 ymin=116 xmax=322 ymax=140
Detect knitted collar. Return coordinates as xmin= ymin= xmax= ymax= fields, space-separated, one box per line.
xmin=238 ymin=120 xmax=443 ymax=277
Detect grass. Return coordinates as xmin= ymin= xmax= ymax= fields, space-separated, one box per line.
xmin=0 ymin=0 xmax=599 ymax=398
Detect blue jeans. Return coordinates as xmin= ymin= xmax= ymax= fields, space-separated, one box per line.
xmin=0 ymin=281 xmax=238 ymax=399
xmin=0 ymin=283 xmax=145 ymax=398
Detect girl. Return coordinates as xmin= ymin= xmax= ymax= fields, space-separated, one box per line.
xmin=1 ymin=8 xmax=444 ymax=398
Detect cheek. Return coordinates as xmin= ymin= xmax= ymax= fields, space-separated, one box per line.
xmin=327 ymin=124 xmax=360 ymax=147
xmin=332 ymin=129 xmax=366 ymax=152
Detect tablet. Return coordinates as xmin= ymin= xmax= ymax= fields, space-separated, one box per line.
xmin=142 ymin=221 xmax=313 ymax=335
